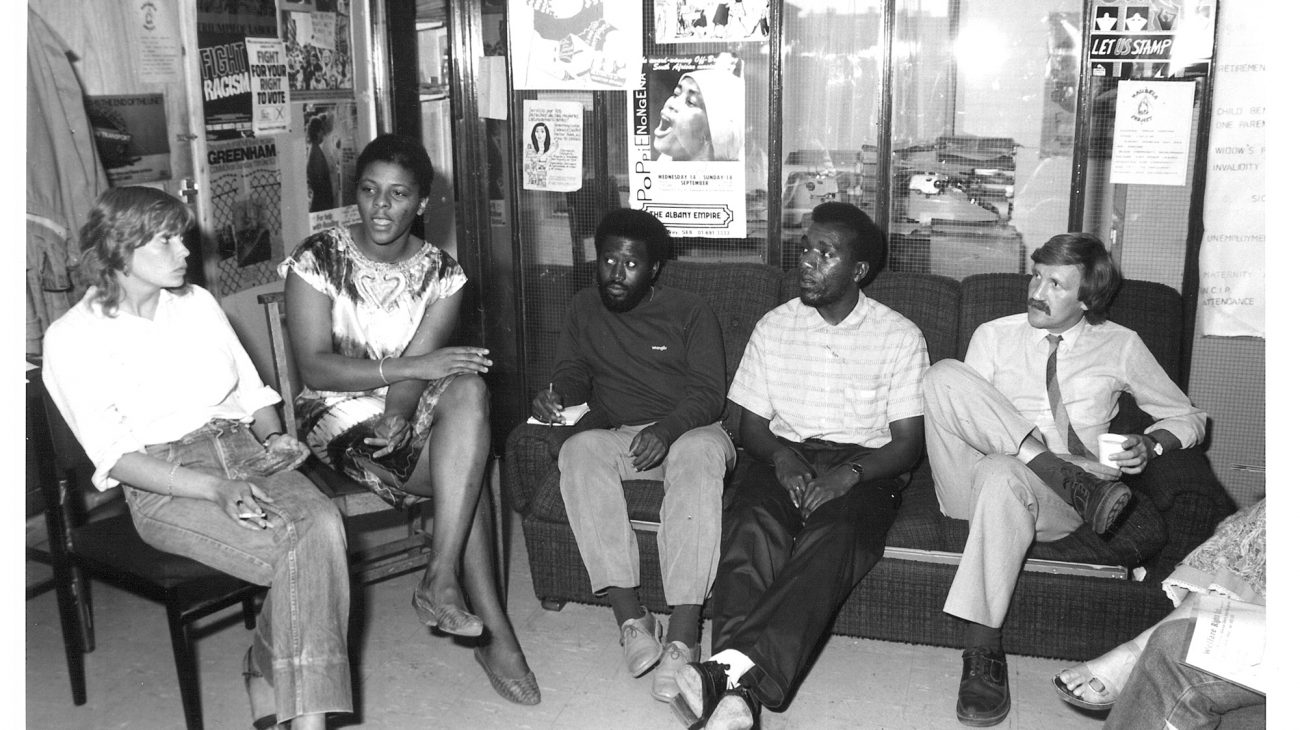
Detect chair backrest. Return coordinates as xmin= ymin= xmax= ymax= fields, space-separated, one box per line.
xmin=257 ymin=291 xmax=302 ymax=432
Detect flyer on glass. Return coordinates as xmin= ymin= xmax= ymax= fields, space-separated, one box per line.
xmin=653 ymin=0 xmax=770 ymax=44
xmin=523 ymin=100 xmax=584 ymax=192
xmin=627 ymin=53 xmax=746 ymax=239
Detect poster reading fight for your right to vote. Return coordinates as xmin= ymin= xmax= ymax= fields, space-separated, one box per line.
xmin=627 ymin=53 xmax=746 ymax=239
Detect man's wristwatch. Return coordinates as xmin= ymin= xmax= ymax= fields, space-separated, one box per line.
xmin=842 ymin=462 xmax=864 ymax=483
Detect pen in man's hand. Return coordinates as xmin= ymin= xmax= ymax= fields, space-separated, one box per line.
xmin=548 ymin=382 xmax=557 ymax=426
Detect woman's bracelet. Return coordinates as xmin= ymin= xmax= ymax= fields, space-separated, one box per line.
xmin=166 ymin=462 xmax=181 ymax=499
xmin=379 ymin=356 xmax=391 ymax=385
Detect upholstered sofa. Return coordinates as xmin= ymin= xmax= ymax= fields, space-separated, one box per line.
xmin=502 ymin=260 xmax=1235 ymax=661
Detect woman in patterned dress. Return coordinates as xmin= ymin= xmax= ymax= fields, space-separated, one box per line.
xmin=281 ymin=134 xmax=539 ymax=705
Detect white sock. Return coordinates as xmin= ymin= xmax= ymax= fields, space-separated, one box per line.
xmin=709 ymin=649 xmax=754 ymax=689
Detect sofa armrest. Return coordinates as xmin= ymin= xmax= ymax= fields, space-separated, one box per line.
xmin=1125 ymin=446 xmax=1235 ymax=579
xmin=502 ymin=423 xmax=577 ymax=514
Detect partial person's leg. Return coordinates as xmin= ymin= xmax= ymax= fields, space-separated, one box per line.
xmin=730 ymin=470 xmax=899 ymax=709
xmin=1056 ymin=596 xmax=1202 ymax=707
xmin=1104 ymin=619 xmax=1264 ymax=730
xmin=558 ymin=425 xmax=646 ymax=621
xmin=708 ymin=458 xmax=800 ymax=652
xmin=403 ymin=374 xmax=492 ymax=628
xmin=459 ymin=483 xmax=540 ymax=704
xmin=134 ymin=426 xmax=352 ymax=723
xmin=944 ymin=454 xmax=1081 ymax=727
xmin=659 ymin=423 xmax=735 ymax=642
xmin=922 ymin=360 xmax=1038 ymax=519
xmin=944 ymin=455 xmax=1082 ymax=628
xmin=652 ymin=423 xmax=734 ymax=700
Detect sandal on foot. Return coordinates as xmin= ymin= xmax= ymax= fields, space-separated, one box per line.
xmin=242 ymin=647 xmax=281 ymax=730
xmin=1053 ymin=663 xmax=1119 ymax=711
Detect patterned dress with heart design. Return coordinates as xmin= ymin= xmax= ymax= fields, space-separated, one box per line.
xmin=278 ymin=225 xmax=468 ymax=508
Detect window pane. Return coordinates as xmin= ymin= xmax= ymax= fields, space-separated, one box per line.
xmin=889 ymin=0 xmax=1080 ymax=277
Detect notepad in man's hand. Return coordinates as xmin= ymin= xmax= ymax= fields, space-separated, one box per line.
xmin=526 ymin=402 xmax=590 ymax=426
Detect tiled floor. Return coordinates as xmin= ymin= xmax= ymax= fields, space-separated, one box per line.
xmin=26 ymin=511 xmax=1111 ymax=729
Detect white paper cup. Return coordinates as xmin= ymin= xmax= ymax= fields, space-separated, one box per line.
xmin=1097 ymin=433 xmax=1126 ymax=469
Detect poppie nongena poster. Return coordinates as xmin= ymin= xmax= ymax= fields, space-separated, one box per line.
xmin=627 ymin=54 xmax=746 ymax=239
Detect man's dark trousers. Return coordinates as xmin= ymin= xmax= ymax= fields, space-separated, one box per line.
xmin=710 ymin=440 xmax=901 ymax=708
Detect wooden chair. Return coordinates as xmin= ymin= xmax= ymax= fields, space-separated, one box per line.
xmin=258 ymin=291 xmax=434 ymax=585
xmin=32 ymin=374 xmax=263 ymax=730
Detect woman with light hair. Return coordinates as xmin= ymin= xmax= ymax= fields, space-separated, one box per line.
xmin=652 ymin=65 xmax=744 ymax=162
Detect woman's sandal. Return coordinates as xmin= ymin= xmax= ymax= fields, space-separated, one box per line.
xmin=243 ymin=647 xmax=282 ymax=730
xmin=1052 ymin=662 xmax=1120 ymax=711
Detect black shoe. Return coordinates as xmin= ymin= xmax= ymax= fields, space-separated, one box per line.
xmin=956 ymin=648 xmax=1009 ymax=727
xmin=671 ymin=660 xmax=730 ymax=728
xmin=705 ymin=686 xmax=761 ymax=730
xmin=1060 ymin=464 xmax=1131 ymax=533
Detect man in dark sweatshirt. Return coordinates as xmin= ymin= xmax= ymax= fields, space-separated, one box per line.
xmin=531 ymin=208 xmax=734 ymax=702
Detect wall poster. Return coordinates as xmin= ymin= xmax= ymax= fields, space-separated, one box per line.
xmin=302 ymin=101 xmax=360 ymax=234
xmin=1197 ymin=4 xmax=1263 ymax=338
xmin=1109 ymin=80 xmax=1194 ymax=186
xmin=196 ymin=0 xmax=279 ymax=140
xmin=654 ymin=0 xmax=770 ymax=44
xmin=208 ymin=137 xmax=283 ymax=296
xmin=509 ymin=0 xmax=641 ymax=90
xmin=246 ymin=37 xmax=290 ymax=136
xmin=627 ymin=53 xmax=746 ymax=239
xmin=1087 ymin=0 xmax=1216 ymax=79
xmin=523 ymin=100 xmax=583 ymax=192
xmin=85 ymin=94 xmax=173 ymax=186
xmin=281 ymin=0 xmax=354 ymax=92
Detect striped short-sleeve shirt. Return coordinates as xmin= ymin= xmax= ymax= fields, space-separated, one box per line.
xmin=728 ymin=291 xmax=929 ymax=447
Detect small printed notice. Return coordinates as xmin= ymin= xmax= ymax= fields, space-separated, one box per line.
xmin=1183 ymin=595 xmax=1265 ymax=695
xmin=522 ymin=100 xmax=583 ymax=192
xmin=246 ymin=38 xmax=290 ymax=136
xmin=1110 ymin=80 xmax=1194 ymax=186
xmin=132 ymin=0 xmax=181 ymax=84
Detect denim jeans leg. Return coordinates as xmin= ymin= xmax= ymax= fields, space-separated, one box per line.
xmin=130 ymin=421 xmax=353 ymax=720
xmin=1104 ymin=619 xmax=1264 ymax=730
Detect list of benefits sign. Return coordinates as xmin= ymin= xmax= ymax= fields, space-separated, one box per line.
xmin=1198 ymin=11 xmax=1264 ymax=338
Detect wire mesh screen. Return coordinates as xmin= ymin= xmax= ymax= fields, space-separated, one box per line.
xmin=514 ymin=1 xmax=773 ymax=399
xmin=210 ymin=167 xmax=283 ymax=296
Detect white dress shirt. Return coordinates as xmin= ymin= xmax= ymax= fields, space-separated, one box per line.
xmin=964 ymin=314 xmax=1206 ymax=455
xmin=42 ymin=285 xmax=280 ymax=490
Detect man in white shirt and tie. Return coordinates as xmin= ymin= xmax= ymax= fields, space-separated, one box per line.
xmin=921 ymin=232 xmax=1207 ymax=726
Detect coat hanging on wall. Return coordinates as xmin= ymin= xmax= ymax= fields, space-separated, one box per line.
xmin=27 ymin=8 xmax=108 ymax=354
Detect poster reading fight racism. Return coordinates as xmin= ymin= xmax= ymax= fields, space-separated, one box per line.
xmin=246 ymin=38 xmax=290 ymax=136
xmin=197 ymin=0 xmax=279 ymax=140
xmin=1087 ymin=0 xmax=1216 ymax=79
xmin=627 ymin=54 xmax=746 ymax=239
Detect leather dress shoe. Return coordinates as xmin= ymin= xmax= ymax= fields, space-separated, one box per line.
xmin=956 ymin=647 xmax=1010 ymax=726
xmin=704 ymin=687 xmax=761 ymax=730
xmin=652 ymin=641 xmax=700 ymax=702
xmin=411 ymin=590 xmax=484 ymax=637
xmin=671 ymin=660 xmax=730 ymax=728
xmin=620 ymin=607 xmax=664 ymax=677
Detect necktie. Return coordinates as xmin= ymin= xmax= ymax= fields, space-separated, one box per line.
xmin=1046 ymin=334 xmax=1093 ymax=458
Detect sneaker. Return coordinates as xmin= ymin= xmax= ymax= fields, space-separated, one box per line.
xmin=652 ymin=641 xmax=700 ymax=702
xmin=1060 ymin=464 xmax=1131 ymax=533
xmin=620 ymin=607 xmax=664 ymax=677
xmin=956 ymin=647 xmax=1009 ymax=727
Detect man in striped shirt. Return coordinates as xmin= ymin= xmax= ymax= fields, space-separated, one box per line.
xmin=672 ymin=202 xmax=928 ymax=730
